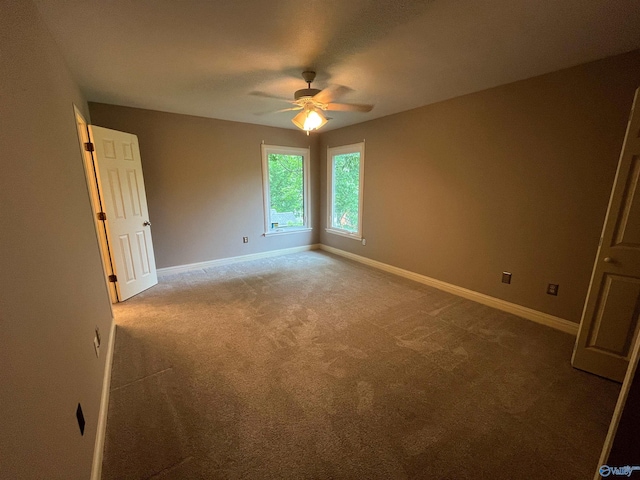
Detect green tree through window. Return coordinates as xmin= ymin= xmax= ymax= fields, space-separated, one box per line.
xmin=268 ymin=154 xmax=304 ymax=227
xmin=261 ymin=144 xmax=309 ymax=234
xmin=328 ymin=142 xmax=364 ymax=239
xmin=332 ymin=153 xmax=360 ymax=232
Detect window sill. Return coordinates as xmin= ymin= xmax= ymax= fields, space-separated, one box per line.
xmin=264 ymin=227 xmax=312 ymax=237
xmin=325 ymin=228 xmax=362 ymax=241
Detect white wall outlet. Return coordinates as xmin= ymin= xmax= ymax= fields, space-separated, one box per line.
xmin=362 ymin=238 xmax=366 ymax=246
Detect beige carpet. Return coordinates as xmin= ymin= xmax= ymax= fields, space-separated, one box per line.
xmin=103 ymin=251 xmax=619 ymax=479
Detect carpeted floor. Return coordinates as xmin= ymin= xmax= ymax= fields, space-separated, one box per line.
xmin=102 ymin=251 xmax=619 ymax=479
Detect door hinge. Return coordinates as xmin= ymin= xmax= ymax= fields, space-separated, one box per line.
xmin=108 ymin=274 xmax=117 ymax=283
xmin=84 ymin=142 xmax=94 ymax=152
xmin=97 ymin=212 xmax=106 ymax=221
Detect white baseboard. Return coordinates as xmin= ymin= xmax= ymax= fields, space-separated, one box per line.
xmin=154 ymin=242 xmax=577 ymax=335
xmin=157 ymin=244 xmax=321 ymax=276
xmin=319 ymin=244 xmax=579 ymax=335
xmin=91 ymin=319 xmax=116 ymax=480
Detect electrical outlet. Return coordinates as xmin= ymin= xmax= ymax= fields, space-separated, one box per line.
xmin=243 ymin=237 xmax=248 ymax=243
xmin=362 ymin=238 xmax=366 ymax=246
xmin=502 ymin=272 xmax=512 ymax=284
xmin=547 ymin=283 xmax=559 ymax=296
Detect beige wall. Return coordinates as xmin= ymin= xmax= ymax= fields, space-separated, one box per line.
xmin=88 ymin=105 xmax=321 ymax=269
xmin=320 ymin=50 xmax=640 ymax=323
xmin=0 ymin=2 xmax=114 ymax=479
xmin=90 ymin=52 xmax=640 ymax=323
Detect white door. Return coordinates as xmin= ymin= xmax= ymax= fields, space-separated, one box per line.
xmin=595 ymin=327 xmax=640 ymax=478
xmin=572 ymin=89 xmax=640 ymax=382
xmin=89 ymin=126 xmax=158 ymax=301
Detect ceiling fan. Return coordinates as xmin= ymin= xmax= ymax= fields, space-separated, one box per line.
xmin=254 ymin=71 xmax=374 ymax=134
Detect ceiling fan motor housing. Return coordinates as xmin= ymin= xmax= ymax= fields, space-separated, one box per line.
xmin=294 ymin=88 xmax=321 ymax=100
xmin=301 ymin=70 xmax=316 ymax=83
xmin=295 ymin=70 xmax=320 ymax=100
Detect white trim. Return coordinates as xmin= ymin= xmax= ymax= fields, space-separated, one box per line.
xmin=155 ymin=243 xmax=577 ymax=334
xmin=319 ymin=244 xmax=578 ymax=335
xmin=264 ymin=227 xmax=312 ymax=237
xmin=157 ymin=244 xmax=321 ymax=276
xmin=325 ymin=228 xmax=362 ymax=241
xmin=327 ymin=142 xmax=365 ymax=239
xmin=261 ymin=144 xmax=310 ymax=235
xmin=91 ymin=319 xmax=116 ymax=480
xmin=74 ymin=105 xmax=118 ymax=306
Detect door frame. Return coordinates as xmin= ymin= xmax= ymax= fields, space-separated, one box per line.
xmin=73 ymin=105 xmax=118 ymax=303
xmin=595 ymin=329 xmax=640 ymax=478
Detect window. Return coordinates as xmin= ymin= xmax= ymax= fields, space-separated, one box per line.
xmin=327 ymin=142 xmax=364 ymax=239
xmin=261 ymin=144 xmax=311 ymax=235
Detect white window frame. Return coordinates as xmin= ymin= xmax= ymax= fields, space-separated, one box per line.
xmin=326 ymin=142 xmax=365 ymax=240
xmin=261 ymin=144 xmax=311 ymax=236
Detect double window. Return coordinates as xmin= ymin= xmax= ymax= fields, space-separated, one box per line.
xmin=326 ymin=142 xmax=365 ymax=239
xmin=261 ymin=144 xmax=310 ymax=235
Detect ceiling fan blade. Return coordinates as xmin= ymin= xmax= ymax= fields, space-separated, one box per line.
xmin=312 ymin=85 xmax=351 ymax=104
xmin=254 ymin=106 xmax=302 ymax=116
xmin=276 ymin=106 xmax=303 ymax=113
xmin=249 ymin=91 xmax=293 ymax=102
xmin=326 ymin=102 xmax=374 ymax=113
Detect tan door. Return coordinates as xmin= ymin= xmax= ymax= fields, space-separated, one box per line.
xmin=89 ymin=126 xmax=158 ymax=301
xmin=572 ymin=89 xmax=640 ymax=382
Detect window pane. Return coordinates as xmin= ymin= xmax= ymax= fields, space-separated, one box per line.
xmin=268 ymin=153 xmax=304 ymax=228
xmin=332 ymin=152 xmax=360 ymax=232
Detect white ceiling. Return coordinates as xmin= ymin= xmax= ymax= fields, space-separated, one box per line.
xmin=35 ymin=0 xmax=640 ymax=131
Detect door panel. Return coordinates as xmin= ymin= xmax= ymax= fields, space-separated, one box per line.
xmin=127 ymin=170 xmax=142 ymax=216
xmin=119 ymin=234 xmax=136 ymax=283
xmin=136 ymin=231 xmax=151 ymax=275
xmin=613 ymin=155 xmax=640 ymax=246
xmin=107 ymin=169 xmax=126 ymax=219
xmin=103 ymin=138 xmax=117 ymax=158
xmin=123 ymin=142 xmax=134 ymax=161
xmin=573 ymin=89 xmax=640 ymax=382
xmin=90 ymin=125 xmax=158 ymax=300
xmin=587 ymin=275 xmax=640 ymax=354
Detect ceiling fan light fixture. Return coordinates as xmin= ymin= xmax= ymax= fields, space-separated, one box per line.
xmin=292 ymin=108 xmax=327 ymax=133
